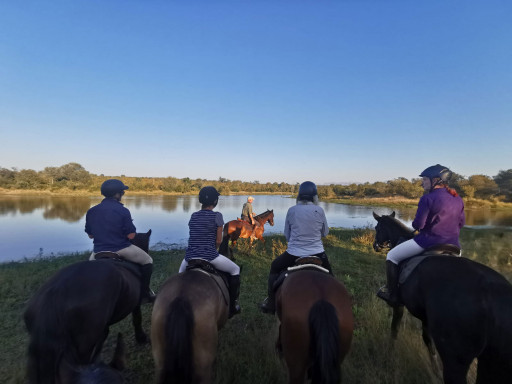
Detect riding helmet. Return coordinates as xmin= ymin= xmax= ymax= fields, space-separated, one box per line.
xmin=297 ymin=181 xmax=318 ymax=202
xmin=419 ymin=164 xmax=452 ymax=183
xmin=101 ymin=179 xmax=129 ymax=198
xmin=199 ymin=186 xmax=220 ymax=206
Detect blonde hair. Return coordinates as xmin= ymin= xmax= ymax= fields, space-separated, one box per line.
xmin=247 ymin=196 xmax=254 ymax=202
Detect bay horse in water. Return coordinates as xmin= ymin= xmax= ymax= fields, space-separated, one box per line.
xmin=219 ymin=209 xmax=274 ymax=254
xmin=151 ymin=263 xmax=229 ymax=384
xmin=276 ymin=265 xmax=354 ymax=384
xmin=373 ymin=212 xmax=512 ymax=384
xmin=24 ymin=230 xmax=152 ymax=384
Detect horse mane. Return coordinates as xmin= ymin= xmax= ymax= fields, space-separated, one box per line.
xmin=382 ymin=215 xmax=414 ymax=237
xmin=255 ymin=209 xmax=273 ymax=218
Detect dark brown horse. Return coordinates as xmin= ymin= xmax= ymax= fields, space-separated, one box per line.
xmin=219 ymin=209 xmax=274 ymax=254
xmin=373 ymin=212 xmax=512 ymax=384
xmin=276 ymin=268 xmax=354 ymax=384
xmin=24 ymin=231 xmax=152 ymax=384
xmin=151 ymin=268 xmax=229 ymax=384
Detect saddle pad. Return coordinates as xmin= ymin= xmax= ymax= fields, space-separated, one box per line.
xmin=399 ymin=253 xmax=462 ymax=284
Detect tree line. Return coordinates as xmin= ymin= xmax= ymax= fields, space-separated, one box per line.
xmin=1 ymin=162 xmax=512 ymax=202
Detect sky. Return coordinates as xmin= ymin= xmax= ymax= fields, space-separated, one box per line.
xmin=1 ymin=1 xmax=511 ymax=185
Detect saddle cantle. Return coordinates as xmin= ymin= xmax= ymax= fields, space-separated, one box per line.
xmin=92 ymin=253 xmax=142 ymax=277
xmin=272 ymin=256 xmax=330 ymax=292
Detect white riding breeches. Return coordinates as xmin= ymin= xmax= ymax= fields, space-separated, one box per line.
xmin=386 ymin=238 xmax=425 ymax=265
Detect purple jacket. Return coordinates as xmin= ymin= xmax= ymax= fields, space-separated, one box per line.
xmin=413 ymin=188 xmax=465 ymax=249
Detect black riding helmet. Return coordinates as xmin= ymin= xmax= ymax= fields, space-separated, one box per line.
xmin=420 ymin=164 xmax=452 ymax=190
xmin=297 ymin=181 xmax=318 ymax=202
xmin=101 ymin=179 xmax=129 ymax=198
xmin=199 ymin=186 xmax=220 ymax=206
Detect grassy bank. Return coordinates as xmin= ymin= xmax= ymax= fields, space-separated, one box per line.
xmin=1 ymin=228 xmax=511 ymax=383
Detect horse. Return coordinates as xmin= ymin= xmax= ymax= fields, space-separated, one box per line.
xmin=373 ymin=212 xmax=512 ymax=384
xmin=151 ymin=265 xmax=229 ymax=384
xmin=219 ymin=209 xmax=274 ymax=254
xmin=24 ymin=230 xmax=152 ymax=384
xmin=276 ymin=267 xmax=354 ymax=384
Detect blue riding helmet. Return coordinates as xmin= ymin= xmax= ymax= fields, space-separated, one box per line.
xmin=419 ymin=164 xmax=452 ymax=183
xmin=297 ymin=181 xmax=318 ymax=202
xmin=101 ymin=179 xmax=129 ymax=198
xmin=199 ymin=186 xmax=220 ymax=206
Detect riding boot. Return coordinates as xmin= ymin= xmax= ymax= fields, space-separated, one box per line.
xmin=140 ymin=263 xmax=156 ymax=304
xmin=227 ymin=274 xmax=241 ymax=318
xmin=260 ymin=272 xmax=279 ymax=314
xmin=377 ymin=261 xmax=400 ymax=307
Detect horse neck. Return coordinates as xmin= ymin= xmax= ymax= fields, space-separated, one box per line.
xmin=255 ymin=211 xmax=271 ymax=222
xmin=387 ymin=218 xmax=414 ymax=246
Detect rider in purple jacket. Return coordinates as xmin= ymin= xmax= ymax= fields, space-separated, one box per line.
xmin=377 ymin=164 xmax=465 ymax=306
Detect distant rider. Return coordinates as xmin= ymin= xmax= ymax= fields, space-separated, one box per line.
xmin=178 ymin=186 xmax=242 ymax=318
xmin=377 ymin=164 xmax=465 ymax=306
xmin=85 ymin=179 xmax=156 ymax=303
xmin=260 ymin=181 xmax=332 ymax=314
xmin=241 ymin=196 xmax=255 ymax=225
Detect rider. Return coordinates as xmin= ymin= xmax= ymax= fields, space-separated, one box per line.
xmin=377 ymin=164 xmax=465 ymax=306
xmin=85 ymin=179 xmax=156 ymax=303
xmin=241 ymin=196 xmax=255 ymax=225
xmin=260 ymin=181 xmax=332 ymax=314
xmin=178 ymin=186 xmax=242 ymax=318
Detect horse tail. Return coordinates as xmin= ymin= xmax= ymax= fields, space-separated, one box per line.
xmin=159 ymin=297 xmax=194 ymax=384
xmin=308 ymin=300 xmax=341 ymax=384
xmin=25 ymin=291 xmax=65 ymax=384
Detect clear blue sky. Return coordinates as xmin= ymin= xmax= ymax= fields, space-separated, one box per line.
xmin=1 ymin=1 xmax=510 ymax=184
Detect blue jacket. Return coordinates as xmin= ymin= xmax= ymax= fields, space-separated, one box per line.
xmin=413 ymin=188 xmax=465 ymax=249
xmin=85 ymin=198 xmax=136 ymax=252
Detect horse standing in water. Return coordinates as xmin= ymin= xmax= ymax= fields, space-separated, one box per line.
xmin=219 ymin=209 xmax=274 ymax=254
xmin=276 ymin=267 xmax=354 ymax=384
xmin=151 ymin=266 xmax=229 ymax=384
xmin=24 ymin=231 xmax=152 ymax=384
xmin=373 ymin=212 xmax=512 ymax=384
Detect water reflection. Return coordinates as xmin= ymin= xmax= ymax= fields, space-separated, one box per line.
xmin=1 ymin=194 xmax=512 ymax=262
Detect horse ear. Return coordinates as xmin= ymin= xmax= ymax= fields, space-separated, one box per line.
xmin=372 ymin=212 xmax=380 ymax=221
xmin=147 ymin=229 xmax=152 ymax=236
xmin=390 ymin=211 xmax=396 ymax=218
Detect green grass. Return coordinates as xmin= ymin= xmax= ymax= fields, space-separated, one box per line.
xmin=1 ymin=228 xmax=511 ymax=383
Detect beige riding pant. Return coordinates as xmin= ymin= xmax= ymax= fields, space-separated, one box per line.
xmin=90 ymin=244 xmax=153 ymax=265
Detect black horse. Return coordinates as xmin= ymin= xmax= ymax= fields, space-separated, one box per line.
xmin=373 ymin=212 xmax=512 ymax=384
xmin=24 ymin=231 xmax=152 ymax=384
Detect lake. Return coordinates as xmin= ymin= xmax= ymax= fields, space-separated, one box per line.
xmin=1 ymin=194 xmax=511 ymax=263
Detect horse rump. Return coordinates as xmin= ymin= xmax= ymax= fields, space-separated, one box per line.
xmin=308 ymin=300 xmax=341 ymax=384
xmin=159 ymin=297 xmax=194 ymax=384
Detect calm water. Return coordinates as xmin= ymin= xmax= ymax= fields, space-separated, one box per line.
xmin=1 ymin=194 xmax=511 ymax=263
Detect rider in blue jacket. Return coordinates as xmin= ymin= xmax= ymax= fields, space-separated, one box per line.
xmin=377 ymin=164 xmax=465 ymax=306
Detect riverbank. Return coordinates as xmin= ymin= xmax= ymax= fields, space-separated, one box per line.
xmin=3 ymin=188 xmax=511 ymax=210
xmin=2 ymin=227 xmax=511 ymax=383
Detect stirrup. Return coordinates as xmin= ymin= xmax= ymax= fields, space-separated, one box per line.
xmin=229 ymin=302 xmax=241 ymax=318
xmin=259 ymin=297 xmax=275 ymax=315
xmin=376 ymin=286 xmax=399 ymax=307
xmin=141 ymin=290 xmax=157 ymax=304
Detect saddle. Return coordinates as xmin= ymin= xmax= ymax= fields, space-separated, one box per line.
xmin=398 ymin=243 xmax=461 ymax=284
xmin=272 ymin=256 xmax=330 ymax=293
xmin=92 ymin=252 xmax=141 ymax=277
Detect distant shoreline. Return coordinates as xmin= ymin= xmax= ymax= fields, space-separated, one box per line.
xmin=2 ymin=189 xmax=511 ymax=210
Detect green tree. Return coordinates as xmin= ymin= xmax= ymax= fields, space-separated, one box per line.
xmin=494 ymin=169 xmax=512 ymax=201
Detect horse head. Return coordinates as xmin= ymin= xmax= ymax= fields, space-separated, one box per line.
xmin=372 ymin=211 xmax=414 ymax=252
xmin=267 ymin=209 xmax=274 ymax=226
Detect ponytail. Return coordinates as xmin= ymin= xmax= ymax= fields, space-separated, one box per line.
xmin=445 ymin=186 xmax=459 ymax=197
